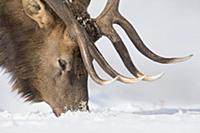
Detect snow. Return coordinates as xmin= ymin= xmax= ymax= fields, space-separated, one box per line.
xmin=1 ymin=103 xmax=200 ymax=133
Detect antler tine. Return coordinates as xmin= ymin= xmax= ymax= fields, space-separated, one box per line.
xmin=115 ymin=15 xmax=193 ymax=64
xmin=96 ymin=0 xmax=192 ymax=65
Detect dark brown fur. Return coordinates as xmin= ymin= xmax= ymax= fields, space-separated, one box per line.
xmin=0 ymin=0 xmax=44 ymax=101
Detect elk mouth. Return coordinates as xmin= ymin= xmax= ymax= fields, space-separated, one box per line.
xmin=52 ymin=101 xmax=89 ymax=117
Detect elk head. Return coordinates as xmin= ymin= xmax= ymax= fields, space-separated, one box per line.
xmin=0 ymin=0 xmax=192 ymax=116
xmin=0 ymin=0 xmax=89 ymax=116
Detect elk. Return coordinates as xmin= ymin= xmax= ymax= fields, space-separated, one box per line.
xmin=0 ymin=0 xmax=192 ymax=117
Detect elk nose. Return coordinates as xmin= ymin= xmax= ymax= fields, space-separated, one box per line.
xmin=58 ymin=58 xmax=67 ymax=71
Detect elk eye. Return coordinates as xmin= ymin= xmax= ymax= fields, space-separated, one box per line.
xmin=58 ymin=59 xmax=67 ymax=71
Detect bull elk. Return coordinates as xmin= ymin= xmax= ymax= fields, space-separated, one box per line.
xmin=0 ymin=0 xmax=192 ymax=117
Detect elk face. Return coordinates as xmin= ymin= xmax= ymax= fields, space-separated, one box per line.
xmin=21 ymin=0 xmax=89 ymax=116
xmin=33 ymin=24 xmax=78 ymax=115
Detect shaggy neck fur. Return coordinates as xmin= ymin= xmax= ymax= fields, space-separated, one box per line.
xmin=0 ymin=0 xmax=47 ymax=102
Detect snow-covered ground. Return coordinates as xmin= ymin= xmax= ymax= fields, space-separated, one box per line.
xmin=1 ymin=103 xmax=200 ymax=133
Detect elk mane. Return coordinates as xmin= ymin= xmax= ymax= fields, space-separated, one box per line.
xmin=0 ymin=0 xmax=45 ymax=101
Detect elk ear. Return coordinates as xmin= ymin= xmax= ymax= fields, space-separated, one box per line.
xmin=22 ymin=0 xmax=54 ymax=28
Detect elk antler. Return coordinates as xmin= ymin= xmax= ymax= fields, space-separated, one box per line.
xmin=44 ymin=0 xmax=144 ymax=85
xmin=44 ymin=0 xmax=192 ymax=85
xmin=95 ymin=0 xmax=192 ymax=81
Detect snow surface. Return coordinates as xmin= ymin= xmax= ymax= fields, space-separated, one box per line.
xmin=1 ymin=103 xmax=200 ymax=133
